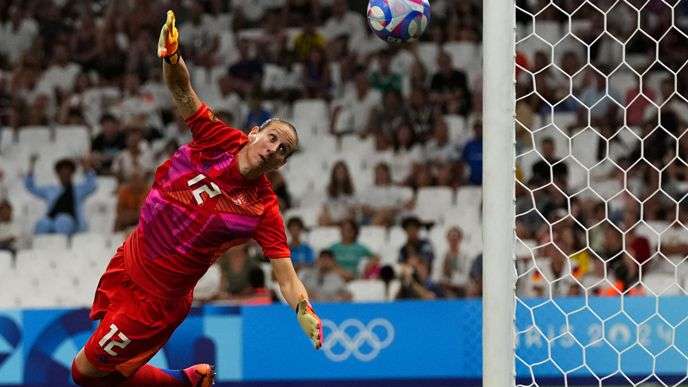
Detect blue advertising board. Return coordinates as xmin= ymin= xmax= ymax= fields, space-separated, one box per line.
xmin=0 ymin=297 xmax=687 ymax=386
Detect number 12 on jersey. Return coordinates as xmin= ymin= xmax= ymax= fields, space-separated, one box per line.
xmin=187 ymin=174 xmax=222 ymax=205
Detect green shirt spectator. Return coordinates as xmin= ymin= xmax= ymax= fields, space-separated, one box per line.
xmin=328 ymin=219 xmax=374 ymax=278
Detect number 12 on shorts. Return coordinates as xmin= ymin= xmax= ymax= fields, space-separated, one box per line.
xmin=98 ymin=324 xmax=131 ymax=356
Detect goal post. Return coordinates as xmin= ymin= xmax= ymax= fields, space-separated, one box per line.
xmin=482 ymin=0 xmax=517 ymax=386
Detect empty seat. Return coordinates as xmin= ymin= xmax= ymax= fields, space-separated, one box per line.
xmin=415 ymin=187 xmax=455 ymax=223
xmin=293 ymin=99 xmax=329 ymax=134
xmin=17 ymin=126 xmax=52 ymax=146
xmin=359 ymin=226 xmax=387 ymax=254
xmin=347 ymin=279 xmax=386 ymax=302
xmin=194 ymin=264 xmax=222 ymax=300
xmin=71 ymin=232 xmax=108 ymax=251
xmin=32 ymin=234 xmax=68 ymax=250
xmin=55 ymin=125 xmax=90 ymax=156
xmin=307 ymin=226 xmax=341 ymax=252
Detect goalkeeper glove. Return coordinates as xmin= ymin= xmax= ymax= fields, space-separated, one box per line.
xmin=296 ymin=299 xmax=323 ymax=349
xmin=157 ymin=10 xmax=179 ymax=62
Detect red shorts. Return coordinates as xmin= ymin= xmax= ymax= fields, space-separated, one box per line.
xmin=83 ymin=248 xmax=193 ymax=376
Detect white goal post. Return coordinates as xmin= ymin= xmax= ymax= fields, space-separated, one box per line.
xmin=482 ymin=0 xmax=517 ymax=386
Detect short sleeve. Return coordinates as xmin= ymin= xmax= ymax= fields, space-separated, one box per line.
xmin=185 ymin=104 xmax=247 ymax=152
xmin=254 ymin=195 xmax=291 ymax=259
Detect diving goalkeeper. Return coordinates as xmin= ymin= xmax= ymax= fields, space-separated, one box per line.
xmin=70 ymin=10 xmax=323 ymax=387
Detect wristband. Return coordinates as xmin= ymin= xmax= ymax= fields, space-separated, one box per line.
xmin=164 ymin=51 xmax=180 ymax=64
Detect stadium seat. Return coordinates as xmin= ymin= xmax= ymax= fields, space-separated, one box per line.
xmin=71 ymin=232 xmax=108 ymax=251
xmin=293 ymin=99 xmax=329 ymax=134
xmin=17 ymin=126 xmax=52 ymax=146
xmin=32 ymin=234 xmax=68 ymax=250
xmin=359 ymin=225 xmax=387 ymax=254
xmin=347 ymin=279 xmax=386 ymax=302
xmin=417 ymin=42 xmax=439 ymax=74
xmin=194 ymin=263 xmax=222 ymax=300
xmin=54 ymin=125 xmax=90 ymax=157
xmin=0 ymin=249 xmax=12 ymax=268
xmin=643 ymin=273 xmax=682 ymax=296
xmin=307 ymin=226 xmax=340 ymax=252
xmin=283 ymin=206 xmax=320 ymax=229
xmin=415 ymin=187 xmax=455 ymax=223
xmin=443 ymin=42 xmax=480 ymax=73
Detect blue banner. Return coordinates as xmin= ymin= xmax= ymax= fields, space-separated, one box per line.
xmin=0 ymin=297 xmax=687 ymax=385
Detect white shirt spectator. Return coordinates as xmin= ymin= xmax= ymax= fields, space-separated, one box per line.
xmin=390 ymin=146 xmax=423 ymax=181
xmin=424 ymin=140 xmax=460 ymax=163
xmin=358 ymin=185 xmax=413 ymax=210
xmin=321 ymin=9 xmax=365 ymax=43
xmin=36 ymin=62 xmax=81 ymax=96
xmin=112 ymin=146 xmax=155 ymax=181
xmin=332 ymin=86 xmax=382 ymax=135
xmin=191 ymin=66 xmax=226 ymax=107
xmin=0 ymin=16 xmax=38 ymax=64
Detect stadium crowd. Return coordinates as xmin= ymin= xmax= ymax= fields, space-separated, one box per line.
xmin=0 ymin=0 xmax=686 ymax=307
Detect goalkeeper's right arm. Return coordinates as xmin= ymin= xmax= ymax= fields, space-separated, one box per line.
xmin=158 ymin=10 xmax=201 ymax=119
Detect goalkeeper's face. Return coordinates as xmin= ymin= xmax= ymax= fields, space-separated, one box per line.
xmin=246 ymin=121 xmax=298 ymax=174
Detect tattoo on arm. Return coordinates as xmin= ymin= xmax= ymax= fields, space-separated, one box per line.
xmin=163 ymin=56 xmax=202 ymax=119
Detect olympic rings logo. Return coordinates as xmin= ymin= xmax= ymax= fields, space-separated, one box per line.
xmin=321 ymin=318 xmax=395 ymax=362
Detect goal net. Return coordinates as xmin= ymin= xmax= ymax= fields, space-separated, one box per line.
xmin=513 ymin=0 xmax=688 ymax=385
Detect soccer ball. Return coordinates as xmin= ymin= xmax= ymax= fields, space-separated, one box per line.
xmin=367 ymin=0 xmax=431 ymax=43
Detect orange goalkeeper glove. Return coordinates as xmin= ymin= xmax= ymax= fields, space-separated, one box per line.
xmin=296 ymin=299 xmax=323 ymax=349
xmin=157 ymin=10 xmax=179 ymax=60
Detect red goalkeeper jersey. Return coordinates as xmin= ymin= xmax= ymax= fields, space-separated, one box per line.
xmin=122 ymin=104 xmax=290 ymax=298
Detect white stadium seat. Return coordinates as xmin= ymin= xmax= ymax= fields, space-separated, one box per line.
xmin=359 ymin=225 xmax=387 ymax=254
xmin=307 ymin=226 xmax=340 ymax=252
xmin=32 ymin=234 xmax=68 ymax=250
xmin=347 ymin=279 xmax=386 ymax=302
xmin=415 ymin=187 xmax=455 ymax=223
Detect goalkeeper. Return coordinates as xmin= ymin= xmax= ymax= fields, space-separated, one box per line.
xmin=70 ymin=10 xmax=322 ymax=387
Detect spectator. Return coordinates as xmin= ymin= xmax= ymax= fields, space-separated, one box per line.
xmin=390 ymin=122 xmax=423 ymax=181
xmin=318 ymin=160 xmax=357 ymax=226
xmin=112 ymin=127 xmax=154 ymax=183
xmin=287 ymin=217 xmax=315 ymax=271
xmin=321 ymin=0 xmax=365 ymax=44
xmin=424 ymin=118 xmax=460 ymax=163
xmin=0 ymin=6 xmax=38 ymax=65
xmin=24 ymin=156 xmax=97 ymax=235
xmin=228 ymin=39 xmax=264 ymax=97
xmin=330 ymin=69 xmax=382 ymax=136
xmin=430 ymin=51 xmax=471 ymax=116
xmin=367 ymin=90 xmax=408 ymax=137
xmin=292 ymin=17 xmax=326 ymax=61
xmin=329 ymin=219 xmax=376 ymax=280
xmin=114 ymin=170 xmax=149 ymax=232
xmin=301 ymin=47 xmax=332 ymax=99
xmin=0 ymin=200 xmax=17 ymax=257
xmin=407 ymin=88 xmax=436 ymax=142
xmin=239 ymin=267 xmax=274 ymax=305
xmin=35 ymin=43 xmax=81 ymax=97
xmin=91 ymin=114 xmax=126 ymax=175
xmin=369 ymin=49 xmax=402 ymax=94
xmin=439 ymin=227 xmax=473 ymax=296
xmin=530 ymin=137 xmax=568 ymax=189
xmin=218 ymin=244 xmax=262 ymax=297
xmin=399 ymin=216 xmax=435 ymax=269
xmin=299 ymin=249 xmax=352 ymax=301
xmin=358 ymin=162 xmax=413 ymax=226
xmin=397 ymin=252 xmax=443 ymax=299
xmin=243 ymin=93 xmax=271 ymax=130
xmin=461 ymin=120 xmax=483 ymax=185
xmin=267 ymin=170 xmax=292 ymax=211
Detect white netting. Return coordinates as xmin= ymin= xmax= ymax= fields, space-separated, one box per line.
xmin=514 ymin=0 xmax=688 ymax=385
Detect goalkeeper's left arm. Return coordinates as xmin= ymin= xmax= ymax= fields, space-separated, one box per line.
xmin=158 ymin=10 xmax=202 ymax=119
xmin=272 ymin=258 xmax=323 ymax=349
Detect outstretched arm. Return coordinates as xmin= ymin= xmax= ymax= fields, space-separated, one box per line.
xmin=272 ymin=258 xmax=323 ymax=349
xmin=158 ymin=10 xmax=201 ymax=119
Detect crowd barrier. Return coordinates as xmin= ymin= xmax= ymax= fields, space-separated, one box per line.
xmin=0 ymin=297 xmax=685 ymax=386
